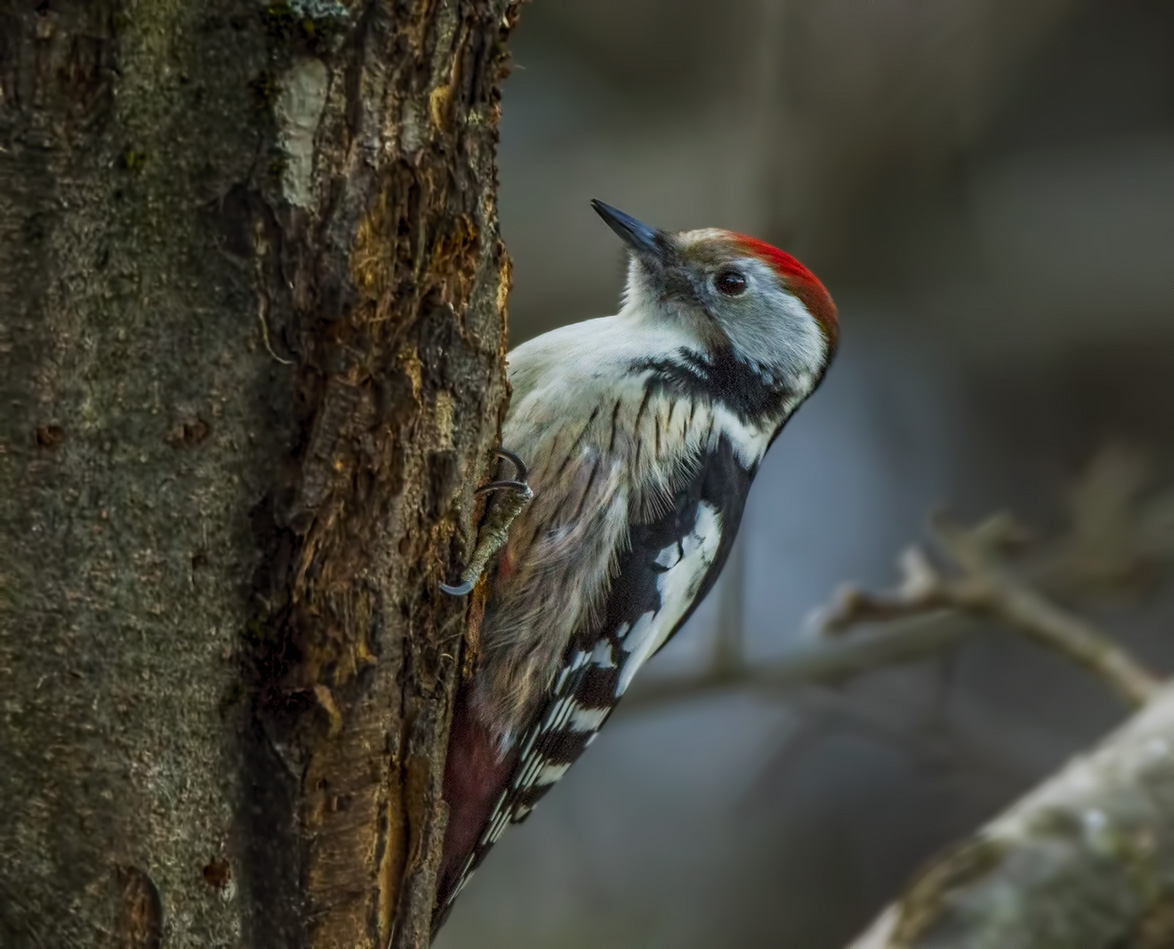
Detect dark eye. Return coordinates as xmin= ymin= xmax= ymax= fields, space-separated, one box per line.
xmin=714 ymin=268 xmax=747 ymax=296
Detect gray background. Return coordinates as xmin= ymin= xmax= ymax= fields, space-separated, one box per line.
xmin=438 ymin=2 xmax=1174 ymax=945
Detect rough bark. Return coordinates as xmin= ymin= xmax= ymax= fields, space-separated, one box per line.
xmin=849 ymin=682 xmax=1174 ymax=949
xmin=0 ymin=1 xmax=519 ymax=947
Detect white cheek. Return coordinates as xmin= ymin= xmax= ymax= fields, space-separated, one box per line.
xmin=724 ymin=285 xmax=828 ymax=377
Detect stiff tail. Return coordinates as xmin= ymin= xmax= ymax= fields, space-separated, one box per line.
xmin=433 ymin=689 xmax=518 ymax=935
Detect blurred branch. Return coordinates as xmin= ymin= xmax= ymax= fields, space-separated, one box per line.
xmin=624 ymin=612 xmax=971 ymax=710
xmin=823 ymin=510 xmax=1161 ymax=707
xmin=848 ymin=680 xmax=1174 ymax=949
xmin=624 ymin=447 xmax=1173 ymax=713
xmin=626 ymin=447 xmax=1174 ymax=945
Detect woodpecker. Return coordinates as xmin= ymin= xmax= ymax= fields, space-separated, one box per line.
xmin=434 ymin=200 xmax=837 ymax=931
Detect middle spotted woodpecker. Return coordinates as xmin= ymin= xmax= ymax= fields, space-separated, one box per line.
xmin=435 ymin=200 xmax=838 ymax=928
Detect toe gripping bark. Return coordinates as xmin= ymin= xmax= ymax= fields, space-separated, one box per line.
xmin=440 ymin=449 xmax=532 ymax=597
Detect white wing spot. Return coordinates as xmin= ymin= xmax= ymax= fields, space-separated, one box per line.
xmin=569 ymin=704 xmax=610 ymax=732
xmin=553 ymin=666 xmax=572 ymax=692
xmin=654 ymin=542 xmax=682 ymax=570
xmin=536 ymin=761 xmax=572 ymax=786
xmin=589 ymin=637 xmax=618 ymax=667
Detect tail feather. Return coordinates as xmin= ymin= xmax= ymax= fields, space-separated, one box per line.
xmin=433 ymin=689 xmax=518 ymax=934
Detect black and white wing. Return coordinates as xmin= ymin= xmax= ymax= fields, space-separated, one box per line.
xmin=455 ymin=434 xmax=753 ymax=893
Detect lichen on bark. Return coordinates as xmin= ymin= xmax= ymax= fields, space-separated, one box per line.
xmin=852 ymin=684 xmax=1174 ymax=949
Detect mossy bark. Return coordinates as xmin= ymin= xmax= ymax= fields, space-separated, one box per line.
xmin=0 ymin=1 xmax=519 ymax=947
xmin=851 ymin=683 xmax=1174 ymax=949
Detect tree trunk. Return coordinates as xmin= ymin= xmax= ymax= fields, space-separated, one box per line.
xmin=0 ymin=1 xmax=518 ymax=946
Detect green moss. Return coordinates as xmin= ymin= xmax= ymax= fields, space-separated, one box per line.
xmin=260 ymin=3 xmax=299 ymax=42
xmin=892 ymin=837 xmax=1009 ymax=944
xmin=243 ymin=617 xmax=275 ymax=644
xmin=260 ymin=0 xmax=347 ymax=52
xmin=267 ymin=154 xmax=289 ymax=185
xmin=119 ymin=148 xmax=148 ymax=171
xmin=218 ymin=680 xmax=245 ymax=716
xmin=1025 ymin=807 xmax=1083 ymax=839
xmin=108 ymin=9 xmax=132 ymax=34
xmin=1028 ymin=806 xmax=1161 ymax=900
xmin=248 ymin=69 xmax=279 ymax=110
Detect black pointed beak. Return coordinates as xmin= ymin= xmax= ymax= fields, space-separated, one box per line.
xmin=591 ymin=199 xmax=670 ymax=260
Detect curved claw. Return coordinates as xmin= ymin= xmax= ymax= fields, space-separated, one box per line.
xmin=442 ymin=447 xmax=531 ymax=599
xmin=475 ymin=479 xmax=531 ymax=496
xmin=494 ymin=447 xmax=528 ymax=482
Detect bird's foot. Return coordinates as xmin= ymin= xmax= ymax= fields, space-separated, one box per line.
xmin=440 ymin=448 xmax=533 ymax=596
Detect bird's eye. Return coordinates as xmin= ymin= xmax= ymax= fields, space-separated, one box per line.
xmin=714 ymin=268 xmax=747 ymax=296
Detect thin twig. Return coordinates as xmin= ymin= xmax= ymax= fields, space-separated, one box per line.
xmin=624 ymin=613 xmax=970 ymax=710
xmin=823 ymin=510 xmax=1160 ymax=707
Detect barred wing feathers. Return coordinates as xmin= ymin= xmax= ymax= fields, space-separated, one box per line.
xmin=435 ymin=435 xmax=752 ymax=921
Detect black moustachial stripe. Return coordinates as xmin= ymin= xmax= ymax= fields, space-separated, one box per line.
xmin=632 ymin=346 xmax=791 ymax=424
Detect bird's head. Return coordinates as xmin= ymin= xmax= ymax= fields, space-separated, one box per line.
xmin=592 ymin=199 xmax=838 ymax=408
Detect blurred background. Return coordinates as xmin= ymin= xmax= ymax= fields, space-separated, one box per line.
xmin=438 ymin=1 xmax=1174 ymax=945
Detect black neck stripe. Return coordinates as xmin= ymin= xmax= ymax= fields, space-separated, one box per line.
xmin=631 ymin=347 xmax=791 ymax=424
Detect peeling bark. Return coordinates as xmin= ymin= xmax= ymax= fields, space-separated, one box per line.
xmin=0 ymin=1 xmax=520 ymax=947
xmin=850 ymin=684 xmax=1174 ymax=949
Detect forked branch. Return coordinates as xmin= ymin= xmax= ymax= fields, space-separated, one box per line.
xmin=822 ymin=510 xmax=1160 ymax=707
